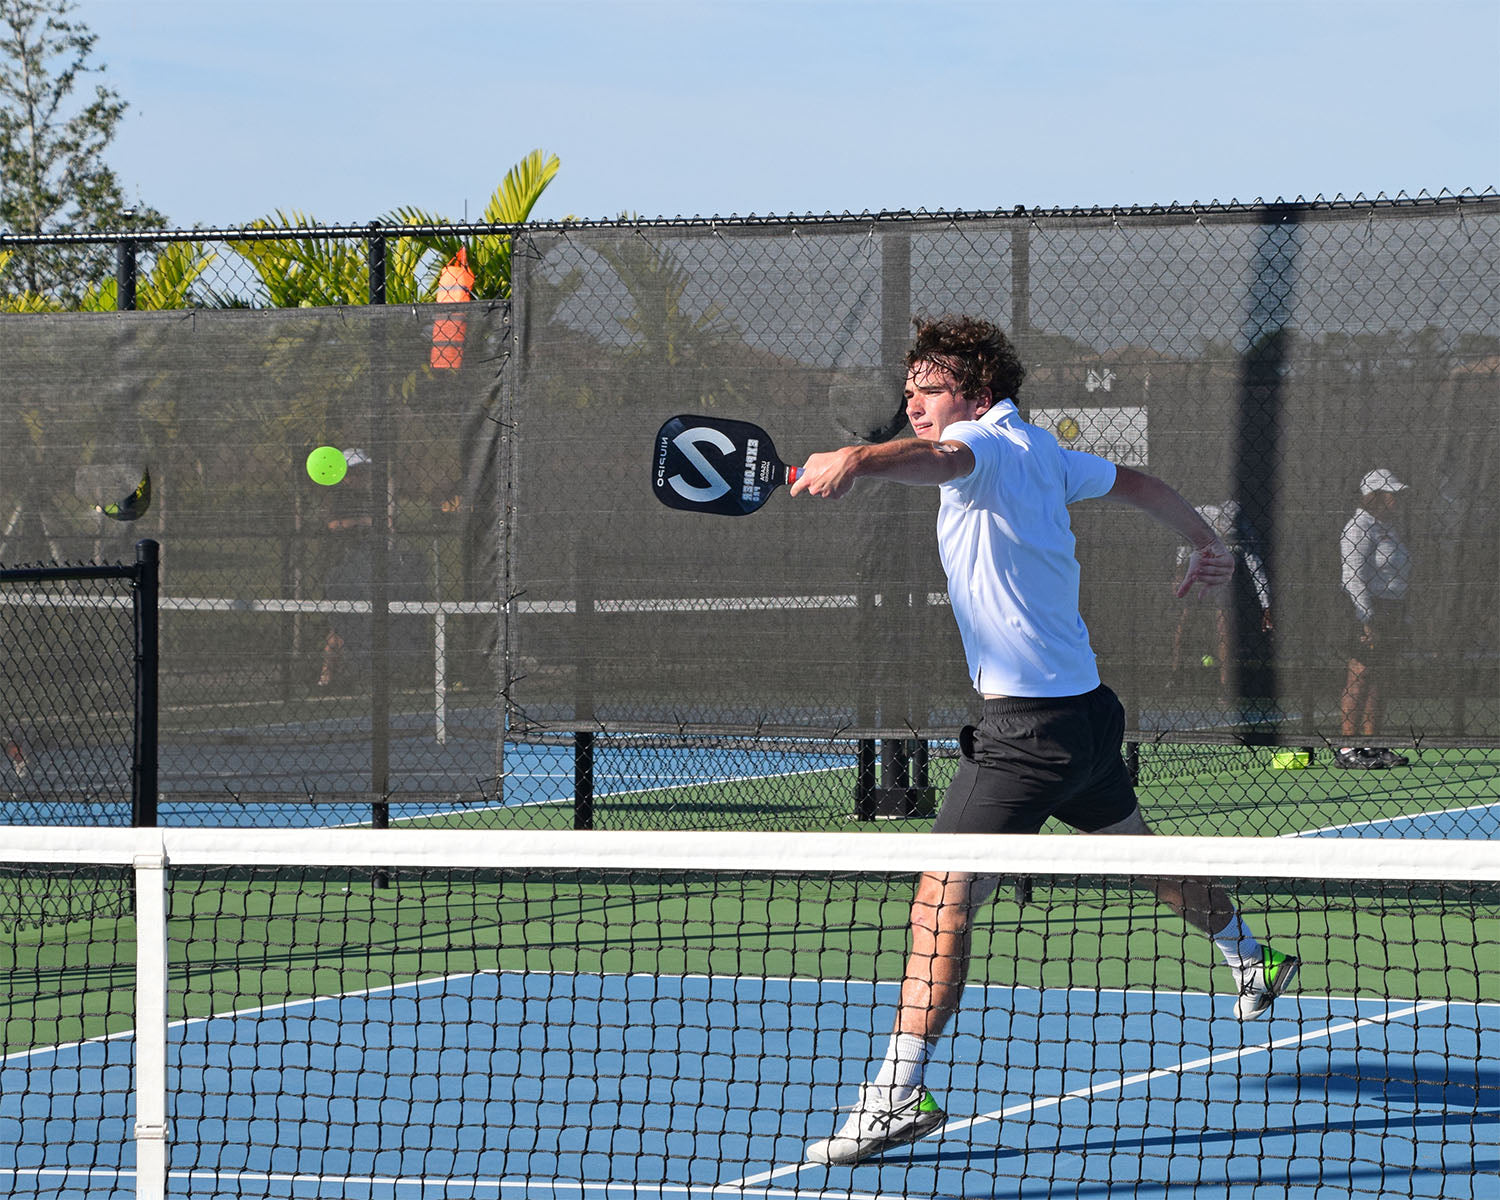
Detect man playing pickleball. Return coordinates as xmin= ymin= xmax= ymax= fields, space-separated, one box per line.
xmin=789 ymin=315 xmax=1300 ymax=1166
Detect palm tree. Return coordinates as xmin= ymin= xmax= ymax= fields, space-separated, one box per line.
xmin=228 ymin=210 xmax=374 ymax=308
xmin=226 ymin=150 xmax=561 ymax=308
xmin=386 ymin=148 xmax=561 ymax=300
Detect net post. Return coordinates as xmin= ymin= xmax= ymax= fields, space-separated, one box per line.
xmin=573 ymin=731 xmax=595 ymax=830
xmin=132 ymin=540 xmax=160 ymax=829
xmin=866 ymin=737 xmax=936 ymax=818
xmin=132 ymin=849 xmax=170 ymax=1200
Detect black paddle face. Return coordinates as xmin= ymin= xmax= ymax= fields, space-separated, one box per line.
xmin=652 ymin=415 xmax=798 ymax=517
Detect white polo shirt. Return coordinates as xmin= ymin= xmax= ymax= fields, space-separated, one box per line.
xmin=939 ymin=401 xmax=1117 ymax=697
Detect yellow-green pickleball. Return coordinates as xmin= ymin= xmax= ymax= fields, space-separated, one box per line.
xmin=307 ymin=446 xmax=348 ymax=486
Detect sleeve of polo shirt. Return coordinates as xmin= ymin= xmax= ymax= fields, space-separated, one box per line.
xmin=941 ymin=421 xmax=991 ymax=484
xmin=1059 ymin=448 xmax=1117 ymax=503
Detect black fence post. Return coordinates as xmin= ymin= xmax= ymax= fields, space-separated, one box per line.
xmin=366 ymin=225 xmax=391 ymax=836
xmin=854 ymin=739 xmax=877 ymax=820
xmin=573 ymin=732 xmax=595 ymax=830
xmin=572 ymin=526 xmax=597 ymax=829
xmin=367 ymin=221 xmax=387 ymax=305
xmin=116 ymin=239 xmax=137 ymax=312
xmin=132 ymin=539 xmax=159 ymax=828
xmin=1010 ymin=211 xmax=1030 ymax=349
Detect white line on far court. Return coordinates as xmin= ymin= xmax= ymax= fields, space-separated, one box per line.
xmin=1286 ymin=797 xmax=1500 ymax=839
xmin=727 ymin=998 xmax=1448 ymax=1188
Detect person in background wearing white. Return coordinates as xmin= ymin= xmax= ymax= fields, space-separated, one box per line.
xmin=1337 ymin=469 xmax=1413 ymax=770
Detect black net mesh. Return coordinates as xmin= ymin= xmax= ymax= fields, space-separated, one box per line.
xmin=0 ymin=833 xmax=1494 ymax=1196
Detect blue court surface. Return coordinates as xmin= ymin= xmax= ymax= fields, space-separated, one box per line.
xmin=0 ymin=734 xmax=851 ymax=829
xmin=1296 ymin=799 xmax=1500 ymax=840
xmin=2 ymin=971 xmax=1495 ymax=1199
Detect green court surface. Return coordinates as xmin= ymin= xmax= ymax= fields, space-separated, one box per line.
xmin=396 ymin=742 xmax=1500 ymax=839
xmin=4 ymin=859 xmax=1496 ymax=1061
xmin=3 ymin=743 xmax=1496 ymax=1060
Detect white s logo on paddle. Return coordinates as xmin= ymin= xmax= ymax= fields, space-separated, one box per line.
xmin=666 ymin=426 xmax=734 ymax=503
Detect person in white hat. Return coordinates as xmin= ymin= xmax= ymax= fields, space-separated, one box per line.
xmin=1337 ymin=468 xmax=1413 ymax=769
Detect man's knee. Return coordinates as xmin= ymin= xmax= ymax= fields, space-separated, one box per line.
xmin=910 ymin=871 xmax=989 ymax=933
xmin=1092 ymin=806 xmax=1152 ymax=837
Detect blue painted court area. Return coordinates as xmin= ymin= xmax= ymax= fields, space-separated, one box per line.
xmin=1297 ymin=798 xmax=1500 ymax=840
xmin=0 ymin=737 xmax=849 ymax=829
xmin=2 ymin=972 xmax=1494 ymax=1199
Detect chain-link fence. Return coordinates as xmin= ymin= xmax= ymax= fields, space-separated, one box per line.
xmin=1 ymin=196 xmax=1496 ymax=835
xmin=0 ymin=543 xmax=157 ymax=827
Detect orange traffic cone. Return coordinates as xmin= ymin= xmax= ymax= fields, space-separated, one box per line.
xmin=431 ymin=247 xmax=475 ymax=369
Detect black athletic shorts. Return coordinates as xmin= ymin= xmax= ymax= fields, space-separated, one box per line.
xmin=932 ymin=684 xmax=1139 ymax=835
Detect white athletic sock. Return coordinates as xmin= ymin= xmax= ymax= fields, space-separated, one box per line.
xmin=1211 ymin=911 xmax=1264 ymax=971
xmin=871 ymin=1033 xmax=932 ymax=1099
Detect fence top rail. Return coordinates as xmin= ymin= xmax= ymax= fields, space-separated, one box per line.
xmin=0 ymin=562 xmax=138 ymax=584
xmin=1 ymin=826 xmax=1497 ymax=882
xmin=1 ymin=190 xmax=1496 ymax=247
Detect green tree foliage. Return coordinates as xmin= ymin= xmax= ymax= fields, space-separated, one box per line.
xmin=1 ymin=239 xmax=214 ymax=310
xmin=229 ymin=211 xmax=376 ymax=308
xmin=226 ymin=151 xmax=561 ymax=308
xmin=79 ymin=241 xmax=215 ymax=311
xmin=0 ymin=0 xmax=164 ymax=301
xmin=388 ymin=148 xmax=562 ymax=300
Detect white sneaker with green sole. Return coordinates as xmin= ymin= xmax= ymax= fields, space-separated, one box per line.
xmin=1234 ymin=947 xmax=1301 ymax=1019
xmin=805 ymin=1083 xmax=946 ymax=1165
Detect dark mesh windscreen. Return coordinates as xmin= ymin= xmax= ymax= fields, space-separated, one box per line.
xmin=509 ymin=206 xmax=1499 ymax=742
xmin=0 ymin=304 xmax=508 ymax=808
xmin=1 ymin=202 xmax=1495 ymax=827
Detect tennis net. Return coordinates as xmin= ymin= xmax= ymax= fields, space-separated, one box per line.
xmin=1 ymin=827 xmax=1495 ymax=1199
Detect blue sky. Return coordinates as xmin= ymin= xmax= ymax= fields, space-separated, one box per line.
xmin=83 ymin=0 xmax=1500 ymax=229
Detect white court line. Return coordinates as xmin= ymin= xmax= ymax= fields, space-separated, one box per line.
xmin=0 ymin=1168 xmax=885 ymax=1200
xmin=727 ymin=998 xmax=1450 ymax=1188
xmin=0 ymin=966 xmax=492 ymax=1066
xmin=1286 ymin=797 xmax=1500 ymax=839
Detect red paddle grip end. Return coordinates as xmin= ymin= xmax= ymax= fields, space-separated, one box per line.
xmin=787 ymin=466 xmax=800 ymax=484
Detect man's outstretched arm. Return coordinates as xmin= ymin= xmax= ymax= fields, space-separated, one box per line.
xmin=1104 ymin=465 xmax=1235 ymax=598
xmin=789 ymin=438 xmax=975 ymax=500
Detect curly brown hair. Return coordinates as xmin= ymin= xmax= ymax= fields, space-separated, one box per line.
xmin=905 ymin=316 xmax=1025 ymax=404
